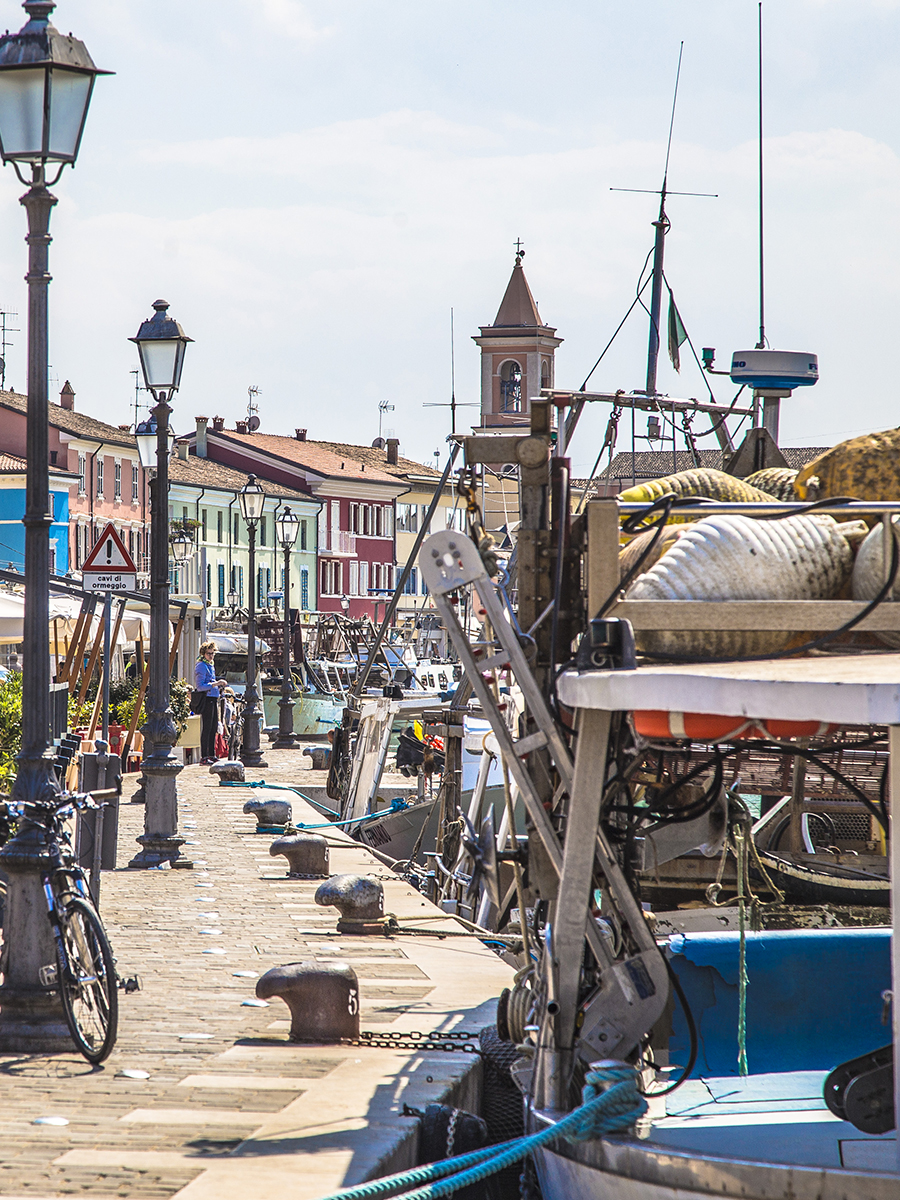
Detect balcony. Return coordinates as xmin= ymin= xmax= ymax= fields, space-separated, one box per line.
xmin=319 ymin=530 xmax=356 ymax=557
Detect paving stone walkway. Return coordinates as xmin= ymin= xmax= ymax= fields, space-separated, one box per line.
xmin=0 ymin=750 xmax=512 ymax=1200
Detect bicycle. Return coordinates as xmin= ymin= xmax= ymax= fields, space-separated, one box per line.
xmin=227 ymin=695 xmax=245 ymax=761
xmin=0 ymin=792 xmax=120 ymax=1063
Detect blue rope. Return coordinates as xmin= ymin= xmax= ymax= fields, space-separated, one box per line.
xmin=313 ymin=1063 xmax=645 ymax=1200
xmin=219 ymin=780 xmax=339 ymax=819
xmin=295 ymin=798 xmax=411 ymax=830
xmin=220 ymin=781 xmax=412 ymax=828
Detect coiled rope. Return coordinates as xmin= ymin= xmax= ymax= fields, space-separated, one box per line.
xmin=313 ymin=1062 xmax=646 ymax=1200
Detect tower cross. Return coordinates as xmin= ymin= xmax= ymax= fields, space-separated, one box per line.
xmin=514 ymin=238 xmax=525 ymax=258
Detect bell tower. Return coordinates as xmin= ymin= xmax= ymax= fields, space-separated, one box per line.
xmin=472 ymin=248 xmax=562 ymax=430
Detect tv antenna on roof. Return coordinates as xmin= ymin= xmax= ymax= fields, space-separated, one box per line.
xmin=247 ymin=385 xmax=261 ymax=432
xmin=0 ymin=308 xmax=18 ymax=391
xmin=378 ymin=399 xmax=394 ymax=440
xmin=130 ymin=368 xmax=150 ymax=430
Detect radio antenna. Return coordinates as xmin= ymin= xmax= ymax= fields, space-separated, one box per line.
xmin=756 ymin=1 xmax=767 ymax=349
xmin=247 ymin=385 xmax=261 ymax=431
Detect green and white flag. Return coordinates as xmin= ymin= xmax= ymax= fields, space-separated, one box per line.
xmin=668 ymin=291 xmax=687 ymax=372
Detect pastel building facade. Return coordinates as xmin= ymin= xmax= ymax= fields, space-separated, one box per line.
xmin=0 ymin=384 xmax=150 ymax=575
xmin=167 ymin=446 xmax=319 ymax=616
xmin=0 ymin=452 xmax=75 ymax=575
xmin=185 ymin=419 xmax=407 ymax=621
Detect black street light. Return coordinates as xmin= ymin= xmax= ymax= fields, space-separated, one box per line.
xmin=128 ymin=299 xmax=193 ymax=869
xmin=273 ymin=507 xmax=300 ymax=750
xmin=238 ymin=475 xmax=267 ymax=768
xmin=170 ymin=522 xmax=194 ymax=564
xmin=0 ymin=0 xmax=109 ymax=1052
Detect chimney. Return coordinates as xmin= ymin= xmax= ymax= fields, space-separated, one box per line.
xmin=235 ymin=420 xmax=248 ymax=434
xmin=212 ymin=415 xmax=225 ymax=432
xmin=295 ymin=428 xmax=307 ymax=441
xmin=176 ymin=441 xmax=189 ymax=460
xmin=59 ymin=380 xmax=75 ymax=410
xmin=386 ymin=437 xmax=399 ymax=466
xmin=196 ymin=415 xmax=208 ymax=458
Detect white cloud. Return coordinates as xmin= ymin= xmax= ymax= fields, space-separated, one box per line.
xmin=248 ymin=0 xmax=336 ymax=43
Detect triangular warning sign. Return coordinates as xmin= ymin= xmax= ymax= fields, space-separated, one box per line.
xmin=82 ymin=522 xmax=138 ymax=573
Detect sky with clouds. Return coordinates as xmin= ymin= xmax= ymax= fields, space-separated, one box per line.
xmin=0 ymin=0 xmax=897 ymax=474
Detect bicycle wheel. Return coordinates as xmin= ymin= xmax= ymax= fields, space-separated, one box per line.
xmin=56 ymin=897 xmax=118 ymax=1063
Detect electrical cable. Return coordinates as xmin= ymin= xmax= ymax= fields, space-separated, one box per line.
xmin=745 ymin=741 xmax=889 ymax=832
xmin=591 ymin=493 xmax=681 ymax=621
xmin=580 ymin=252 xmax=654 ymax=391
xmin=549 ymin=462 xmax=569 ymax=712
xmin=634 ymin=499 xmax=899 ymax=665
xmin=641 ymin=958 xmax=698 ymax=1097
xmin=768 ymin=810 xmax=835 ymax=852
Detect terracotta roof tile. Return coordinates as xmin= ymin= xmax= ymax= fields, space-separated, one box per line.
xmin=492 ymin=259 xmax=543 ymax=327
xmin=0 ymin=390 xmax=138 ymax=449
xmin=169 ymin=454 xmax=311 ymax=500
xmin=307 ymin=440 xmax=443 ymax=481
xmin=209 ymin=431 xmax=401 ymax=484
xmin=0 ymin=450 xmax=76 ymax=481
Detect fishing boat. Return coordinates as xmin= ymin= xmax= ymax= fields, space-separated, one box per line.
xmin=408 ymin=499 xmax=900 ymax=1198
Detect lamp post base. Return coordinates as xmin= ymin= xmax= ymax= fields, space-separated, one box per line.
xmin=129 ymin=832 xmax=192 ymax=869
xmin=0 ymin=988 xmax=73 ymax=1053
xmin=0 ymin=824 xmax=70 ymax=1052
xmin=129 ymin=758 xmax=191 ymax=868
xmin=272 ymin=695 xmax=298 ymax=750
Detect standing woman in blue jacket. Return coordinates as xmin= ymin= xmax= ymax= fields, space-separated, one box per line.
xmin=194 ymin=641 xmax=226 ymax=764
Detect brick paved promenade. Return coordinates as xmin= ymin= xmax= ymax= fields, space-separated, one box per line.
xmin=0 ymin=751 xmax=512 ymax=1200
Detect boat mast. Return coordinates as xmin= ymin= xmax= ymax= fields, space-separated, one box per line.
xmin=757 ymin=0 xmax=766 ymax=351
xmin=644 ymin=43 xmax=683 ymax=399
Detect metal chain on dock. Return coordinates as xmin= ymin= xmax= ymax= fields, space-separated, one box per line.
xmin=351 ymin=1030 xmax=481 ymax=1054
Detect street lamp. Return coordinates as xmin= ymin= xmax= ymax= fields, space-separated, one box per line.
xmin=128 ymin=299 xmax=193 ymax=870
xmin=170 ymin=523 xmax=193 ymax=562
xmin=273 ymin=507 xmax=300 ymax=750
xmin=135 ymin=415 xmax=174 ymax=468
xmin=0 ymin=1 xmax=109 ymax=1052
xmin=238 ymin=475 xmax=267 ymax=768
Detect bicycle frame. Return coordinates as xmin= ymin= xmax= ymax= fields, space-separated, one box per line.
xmin=35 ymin=807 xmax=98 ymax=989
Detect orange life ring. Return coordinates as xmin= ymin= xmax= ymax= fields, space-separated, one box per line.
xmin=633 ymin=710 xmax=836 ymax=742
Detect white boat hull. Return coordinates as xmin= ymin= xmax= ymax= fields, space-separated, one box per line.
xmin=531 ymin=1123 xmax=898 ymax=1200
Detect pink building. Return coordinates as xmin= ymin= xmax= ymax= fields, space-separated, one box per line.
xmin=186 ymin=419 xmax=407 ymax=620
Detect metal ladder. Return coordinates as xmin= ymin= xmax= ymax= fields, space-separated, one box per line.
xmin=420 ymin=528 xmax=670 ymax=1099
xmin=419 ymin=531 xmax=659 ymax=959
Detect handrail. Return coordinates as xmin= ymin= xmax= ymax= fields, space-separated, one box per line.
xmin=617 ymin=499 xmax=900 ymax=516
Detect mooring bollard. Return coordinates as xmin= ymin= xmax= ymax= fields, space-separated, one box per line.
xmin=303 ymin=745 xmax=331 ymax=771
xmin=269 ymin=831 xmax=329 ymax=878
xmin=315 ymin=873 xmax=385 ymax=934
xmin=242 ymin=796 xmax=292 ymax=833
xmin=210 ymin=760 xmax=245 ymax=783
xmin=256 ymin=961 xmax=359 ymax=1042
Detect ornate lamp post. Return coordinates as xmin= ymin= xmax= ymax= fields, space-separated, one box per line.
xmin=128 ymin=300 xmax=194 ymax=869
xmin=170 ymin=521 xmax=194 ymax=592
xmin=239 ymin=475 xmax=267 ymax=768
xmin=0 ymin=1 xmax=109 ymax=1051
xmin=273 ymin=507 xmax=300 ymax=749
